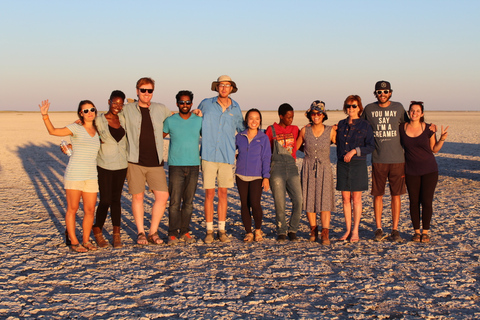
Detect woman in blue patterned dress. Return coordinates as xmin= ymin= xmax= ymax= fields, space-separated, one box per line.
xmin=40 ymin=100 xmax=100 ymax=252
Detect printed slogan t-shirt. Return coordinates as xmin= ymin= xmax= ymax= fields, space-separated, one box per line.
xmin=362 ymin=101 xmax=408 ymax=164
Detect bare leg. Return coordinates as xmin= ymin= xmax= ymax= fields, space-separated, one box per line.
xmin=341 ymin=191 xmax=352 ymax=239
xmin=321 ymin=211 xmax=331 ymax=229
xmin=204 ymin=188 xmax=215 ymax=223
xmin=374 ymin=195 xmax=384 ymax=229
xmin=391 ymin=195 xmax=401 ymax=230
xmin=65 ymin=189 xmax=82 ymax=245
xmin=306 ymin=212 xmax=316 ymax=228
xmin=132 ymin=192 xmax=145 ymax=234
xmin=351 ymin=191 xmax=363 ymax=239
xmin=81 ymin=191 xmax=97 ymax=244
xmin=217 ymin=187 xmax=228 ymax=222
xmin=149 ymin=190 xmax=169 ymax=234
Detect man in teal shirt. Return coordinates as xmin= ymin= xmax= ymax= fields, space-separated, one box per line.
xmin=163 ymin=90 xmax=202 ymax=245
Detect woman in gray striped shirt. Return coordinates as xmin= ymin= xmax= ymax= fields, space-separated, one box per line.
xmin=40 ymin=100 xmax=100 ymax=253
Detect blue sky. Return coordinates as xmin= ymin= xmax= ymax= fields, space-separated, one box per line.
xmin=1 ymin=0 xmax=479 ymax=112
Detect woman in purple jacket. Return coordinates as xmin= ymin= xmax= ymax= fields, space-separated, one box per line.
xmin=235 ymin=109 xmax=272 ymax=242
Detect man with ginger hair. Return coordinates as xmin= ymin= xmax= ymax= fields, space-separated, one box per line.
xmin=123 ymin=77 xmax=171 ymax=245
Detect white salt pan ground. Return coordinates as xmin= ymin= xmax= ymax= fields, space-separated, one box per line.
xmin=0 ymin=111 xmax=479 ymax=319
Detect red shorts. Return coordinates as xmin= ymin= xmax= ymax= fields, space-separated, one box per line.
xmin=371 ymin=163 xmax=406 ymax=196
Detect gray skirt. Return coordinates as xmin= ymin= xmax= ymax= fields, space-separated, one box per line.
xmin=336 ymin=159 xmax=368 ymax=192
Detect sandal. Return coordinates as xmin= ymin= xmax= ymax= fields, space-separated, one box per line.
xmin=147 ymin=231 xmax=163 ymax=245
xmin=339 ymin=232 xmax=351 ymax=242
xmin=82 ymin=241 xmax=98 ymax=251
xmin=244 ymin=233 xmax=254 ymax=243
xmin=137 ymin=232 xmax=148 ymax=245
xmin=254 ymin=229 xmax=264 ymax=242
xmin=412 ymin=233 xmax=421 ymax=242
xmin=421 ymin=234 xmax=430 ymax=243
xmin=70 ymin=243 xmax=87 ymax=253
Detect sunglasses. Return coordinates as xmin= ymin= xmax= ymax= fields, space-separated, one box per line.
xmin=346 ymin=104 xmax=358 ymax=109
xmin=82 ymin=107 xmax=96 ymax=114
xmin=218 ymin=84 xmax=232 ymax=88
xmin=376 ymin=90 xmax=390 ymax=95
xmin=139 ymin=88 xmax=154 ymax=94
xmin=178 ymin=100 xmax=192 ymax=105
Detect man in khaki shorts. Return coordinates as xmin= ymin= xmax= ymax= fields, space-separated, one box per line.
xmin=362 ymin=80 xmax=409 ymax=242
xmin=196 ymin=75 xmax=244 ymax=243
xmin=123 ymin=77 xmax=171 ymax=245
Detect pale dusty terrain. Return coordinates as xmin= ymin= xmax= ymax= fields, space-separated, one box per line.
xmin=0 ymin=110 xmax=479 ymax=319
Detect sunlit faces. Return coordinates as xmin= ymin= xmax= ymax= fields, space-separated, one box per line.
xmin=109 ymin=97 xmax=124 ymax=115
xmin=279 ymin=110 xmax=294 ymax=127
xmin=310 ymin=111 xmax=325 ymax=124
xmin=80 ymin=104 xmax=96 ymax=121
xmin=247 ymin=110 xmax=261 ymax=130
xmin=375 ymin=89 xmax=392 ymax=105
xmin=137 ymin=83 xmax=154 ymax=105
xmin=217 ymin=81 xmax=233 ymax=98
xmin=177 ymin=95 xmax=192 ymax=115
xmin=408 ymin=104 xmax=424 ymax=121
xmin=346 ymin=101 xmax=360 ymax=118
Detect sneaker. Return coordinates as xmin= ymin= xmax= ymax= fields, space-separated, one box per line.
xmin=321 ymin=228 xmax=330 ymax=245
xmin=390 ymin=229 xmax=403 ymax=242
xmin=217 ymin=230 xmax=231 ymax=243
xmin=168 ymin=235 xmax=180 ymax=246
xmin=204 ymin=231 xmax=214 ymax=244
xmin=288 ymin=232 xmax=298 ymax=241
xmin=180 ymin=233 xmax=196 ymax=244
xmin=374 ymin=229 xmax=387 ymax=242
xmin=277 ymin=234 xmax=287 ymax=242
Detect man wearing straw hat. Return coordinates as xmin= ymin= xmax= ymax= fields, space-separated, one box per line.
xmin=196 ymin=75 xmax=244 ymax=244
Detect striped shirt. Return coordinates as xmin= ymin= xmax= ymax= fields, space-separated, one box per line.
xmin=64 ymin=123 xmax=100 ymax=181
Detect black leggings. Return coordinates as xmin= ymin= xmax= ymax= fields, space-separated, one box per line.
xmin=94 ymin=166 xmax=127 ymax=228
xmin=405 ymin=171 xmax=438 ymax=230
xmin=236 ymin=176 xmax=264 ymax=234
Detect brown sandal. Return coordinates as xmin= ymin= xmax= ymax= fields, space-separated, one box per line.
xmin=244 ymin=233 xmax=254 ymax=243
xmin=147 ymin=231 xmax=163 ymax=245
xmin=70 ymin=243 xmax=87 ymax=253
xmin=137 ymin=232 xmax=148 ymax=245
xmin=254 ymin=229 xmax=264 ymax=242
xmin=82 ymin=241 xmax=98 ymax=251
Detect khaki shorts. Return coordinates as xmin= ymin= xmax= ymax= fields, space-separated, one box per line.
xmin=127 ymin=163 xmax=168 ymax=195
xmin=64 ymin=179 xmax=99 ymax=193
xmin=371 ymin=163 xmax=406 ymax=196
xmin=201 ymin=160 xmax=234 ymax=189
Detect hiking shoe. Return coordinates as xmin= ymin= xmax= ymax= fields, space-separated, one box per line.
xmin=168 ymin=235 xmax=180 ymax=246
xmin=374 ymin=229 xmax=387 ymax=242
xmin=180 ymin=233 xmax=196 ymax=244
xmin=204 ymin=231 xmax=214 ymax=244
xmin=277 ymin=234 xmax=287 ymax=242
xmin=321 ymin=228 xmax=330 ymax=245
xmin=288 ymin=232 xmax=298 ymax=241
xmin=390 ymin=229 xmax=403 ymax=242
xmin=217 ymin=230 xmax=231 ymax=243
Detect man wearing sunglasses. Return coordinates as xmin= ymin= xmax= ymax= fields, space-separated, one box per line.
xmin=362 ymin=80 xmax=409 ymax=242
xmin=122 ymin=77 xmax=172 ymax=245
xmin=163 ymin=90 xmax=202 ymax=245
xmin=195 ymin=75 xmax=244 ymax=244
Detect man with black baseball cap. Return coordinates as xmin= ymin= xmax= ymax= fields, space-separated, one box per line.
xmin=362 ymin=81 xmax=409 ymax=242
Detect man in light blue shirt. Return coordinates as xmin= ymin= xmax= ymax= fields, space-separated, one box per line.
xmin=196 ymin=75 xmax=244 ymax=243
xmin=163 ymin=90 xmax=202 ymax=245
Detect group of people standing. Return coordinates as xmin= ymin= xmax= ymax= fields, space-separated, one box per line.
xmin=39 ymin=77 xmax=448 ymax=253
